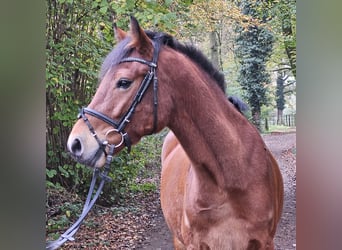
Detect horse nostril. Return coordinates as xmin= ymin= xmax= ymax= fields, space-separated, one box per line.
xmin=71 ymin=138 xmax=83 ymax=157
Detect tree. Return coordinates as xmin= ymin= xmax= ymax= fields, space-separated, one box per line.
xmin=276 ymin=74 xmax=286 ymax=124
xmin=281 ymin=3 xmax=296 ymax=78
xmin=209 ymin=30 xmax=221 ymax=70
xmin=46 ymin=0 xmax=115 ymax=188
xmin=257 ymin=0 xmax=296 ymax=78
xmin=275 ymin=70 xmax=296 ymax=125
xmin=185 ymin=0 xmax=262 ymax=72
xmin=274 ymin=0 xmax=296 ymax=78
xmin=246 ymin=0 xmax=296 ymax=128
xmin=234 ymin=0 xmax=275 ymax=130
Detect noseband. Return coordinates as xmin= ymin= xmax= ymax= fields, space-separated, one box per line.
xmin=78 ymin=41 xmax=161 ymax=155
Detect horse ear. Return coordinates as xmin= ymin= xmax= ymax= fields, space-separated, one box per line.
xmin=128 ymin=16 xmax=153 ymax=56
xmin=113 ymin=23 xmax=127 ymax=42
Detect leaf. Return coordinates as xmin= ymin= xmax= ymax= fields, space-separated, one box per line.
xmin=46 ymin=169 xmax=57 ymax=178
xmin=66 ymin=210 xmax=71 ymax=217
xmin=99 ymin=6 xmax=108 ymax=14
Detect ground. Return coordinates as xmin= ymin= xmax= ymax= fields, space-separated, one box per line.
xmin=46 ymin=132 xmax=296 ymax=249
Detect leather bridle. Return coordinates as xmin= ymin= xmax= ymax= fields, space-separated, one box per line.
xmin=46 ymin=40 xmax=161 ymax=250
xmin=78 ymin=40 xmax=160 ymax=156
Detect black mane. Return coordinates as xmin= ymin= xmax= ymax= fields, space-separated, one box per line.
xmin=228 ymin=96 xmax=249 ymax=113
xmin=145 ymin=32 xmax=249 ymax=113
xmin=145 ymin=31 xmax=226 ymax=94
xmin=99 ymin=36 xmax=133 ymax=81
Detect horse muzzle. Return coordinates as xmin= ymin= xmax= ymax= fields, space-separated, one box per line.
xmin=67 ymin=133 xmax=106 ymax=168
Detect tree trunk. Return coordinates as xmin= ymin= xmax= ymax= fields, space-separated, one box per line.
xmin=265 ymin=117 xmax=269 ymax=131
xmin=277 ymin=109 xmax=284 ymax=125
xmin=209 ymin=31 xmax=220 ymax=70
xmin=276 ymin=75 xmax=285 ymax=125
xmin=252 ymin=109 xmax=261 ymax=132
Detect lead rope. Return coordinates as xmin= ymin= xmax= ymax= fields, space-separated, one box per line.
xmin=46 ymin=144 xmax=115 ymax=250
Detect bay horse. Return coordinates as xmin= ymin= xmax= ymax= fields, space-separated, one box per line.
xmin=67 ymin=17 xmax=283 ymax=249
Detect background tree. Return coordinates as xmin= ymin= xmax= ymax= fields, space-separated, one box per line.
xmin=259 ymin=0 xmax=296 ymax=78
xmin=276 ymin=73 xmax=286 ymax=124
xmin=234 ymin=0 xmax=275 ymax=130
xmin=273 ymin=0 xmax=296 ymax=78
xmin=275 ymin=69 xmax=296 ymax=125
xmin=246 ymin=0 xmax=296 ymax=128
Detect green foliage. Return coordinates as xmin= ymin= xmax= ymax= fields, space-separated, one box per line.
xmin=252 ymin=0 xmax=296 ymax=78
xmin=98 ymin=148 xmax=145 ymax=205
xmin=109 ymin=0 xmax=192 ymax=35
xmin=234 ymin=0 xmax=275 ymax=130
xmin=130 ymin=182 xmax=157 ymax=193
xmin=47 ymin=200 xmax=83 ymax=233
xmin=46 ymin=0 xmax=114 ymax=192
xmin=263 ymin=124 xmax=295 ymax=134
xmin=102 ymin=131 xmax=166 ymax=202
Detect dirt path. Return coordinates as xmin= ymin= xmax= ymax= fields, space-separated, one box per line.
xmin=136 ymin=209 xmax=173 ymax=250
xmin=264 ymin=133 xmax=296 ymax=250
xmin=136 ymin=132 xmax=296 ymax=250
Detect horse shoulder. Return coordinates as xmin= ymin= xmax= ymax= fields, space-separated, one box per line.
xmin=267 ymin=149 xmax=284 ymax=237
xmin=161 ymin=131 xmax=180 ymax=165
xmin=161 ymin=131 xmax=191 ymax=243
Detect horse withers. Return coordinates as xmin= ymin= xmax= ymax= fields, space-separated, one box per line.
xmin=67 ymin=17 xmax=284 ymax=249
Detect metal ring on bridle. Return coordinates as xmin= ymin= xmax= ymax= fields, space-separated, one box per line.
xmin=104 ymin=128 xmax=125 ymax=148
xmin=47 ymin=30 xmax=162 ymax=250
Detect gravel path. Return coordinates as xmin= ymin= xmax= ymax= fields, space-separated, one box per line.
xmin=264 ymin=133 xmax=296 ymax=250
xmin=137 ymin=132 xmax=296 ymax=250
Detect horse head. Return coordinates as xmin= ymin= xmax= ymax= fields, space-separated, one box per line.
xmin=67 ymin=17 xmax=170 ymax=168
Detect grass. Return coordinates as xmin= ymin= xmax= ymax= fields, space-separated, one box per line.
xmin=130 ymin=182 xmax=157 ymax=193
xmin=264 ymin=125 xmax=296 ymax=134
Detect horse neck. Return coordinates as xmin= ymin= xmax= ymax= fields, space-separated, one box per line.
xmin=159 ymin=49 xmax=263 ymax=191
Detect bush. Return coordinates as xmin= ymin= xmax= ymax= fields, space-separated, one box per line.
xmin=46 ymin=0 xmax=114 ymax=192
xmin=46 ymin=0 xmax=172 ymax=204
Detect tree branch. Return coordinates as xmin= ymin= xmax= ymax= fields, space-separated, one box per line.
xmin=272 ymin=67 xmax=292 ymax=72
xmin=284 ymin=89 xmax=295 ymax=95
xmin=284 ymin=81 xmax=295 ymax=87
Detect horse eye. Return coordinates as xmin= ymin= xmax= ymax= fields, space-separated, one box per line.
xmin=117 ymin=79 xmax=133 ymax=89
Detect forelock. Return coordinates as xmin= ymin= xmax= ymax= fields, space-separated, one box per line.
xmin=99 ymin=37 xmax=132 ymax=81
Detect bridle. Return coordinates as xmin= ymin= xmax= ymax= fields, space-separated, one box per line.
xmin=78 ymin=40 xmax=161 ymax=156
xmin=46 ymin=40 xmax=161 ymax=250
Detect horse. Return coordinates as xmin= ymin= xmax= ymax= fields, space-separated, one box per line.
xmin=67 ymin=17 xmax=284 ymax=249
